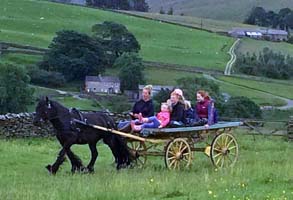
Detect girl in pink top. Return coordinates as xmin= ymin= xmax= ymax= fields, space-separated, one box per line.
xmin=131 ymin=103 xmax=171 ymax=131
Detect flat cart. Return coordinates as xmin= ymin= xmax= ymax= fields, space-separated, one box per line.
xmin=85 ymin=121 xmax=242 ymax=170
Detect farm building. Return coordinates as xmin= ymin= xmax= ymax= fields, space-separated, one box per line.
xmin=85 ymin=75 xmax=120 ymax=94
xmin=228 ymin=28 xmax=288 ymax=41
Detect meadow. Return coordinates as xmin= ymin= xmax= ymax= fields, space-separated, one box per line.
xmin=146 ymin=0 xmax=293 ymax=22
xmin=236 ymin=38 xmax=293 ymax=58
xmin=0 ymin=130 xmax=293 ymax=199
xmin=218 ymin=76 xmax=293 ymax=100
xmin=123 ymin=11 xmax=259 ymax=33
xmin=0 ymin=0 xmax=233 ymax=70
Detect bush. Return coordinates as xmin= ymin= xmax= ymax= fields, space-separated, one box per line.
xmin=0 ymin=63 xmax=34 ymax=114
xmin=236 ymin=48 xmax=293 ymax=79
xmin=222 ymin=96 xmax=262 ymax=119
xmin=28 ymin=68 xmax=65 ymax=87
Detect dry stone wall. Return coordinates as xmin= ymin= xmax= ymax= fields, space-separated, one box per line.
xmin=0 ymin=113 xmax=55 ymax=138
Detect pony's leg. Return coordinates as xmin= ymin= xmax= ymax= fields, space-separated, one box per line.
xmin=67 ymin=149 xmax=84 ymax=173
xmin=46 ymin=148 xmax=66 ymax=175
xmin=87 ymin=143 xmax=98 ymax=173
xmin=47 ymin=141 xmax=74 ymax=174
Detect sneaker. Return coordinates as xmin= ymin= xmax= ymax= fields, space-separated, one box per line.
xmin=131 ymin=122 xmax=142 ymax=132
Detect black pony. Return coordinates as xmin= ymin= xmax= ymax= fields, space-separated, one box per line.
xmin=33 ymin=97 xmax=132 ymax=174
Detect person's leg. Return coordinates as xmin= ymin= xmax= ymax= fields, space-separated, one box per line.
xmin=143 ymin=116 xmax=160 ymax=128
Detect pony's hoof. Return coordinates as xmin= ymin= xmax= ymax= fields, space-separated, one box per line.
xmin=86 ymin=167 xmax=95 ymax=173
xmin=46 ymin=164 xmax=53 ymax=175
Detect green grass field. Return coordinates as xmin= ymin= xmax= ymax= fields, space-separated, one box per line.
xmin=218 ymin=76 xmax=293 ymax=100
xmin=1 ymin=131 xmax=293 ymax=199
xmin=0 ymin=0 xmax=234 ymax=70
xmin=123 ymin=11 xmax=259 ymax=33
xmin=146 ymin=0 xmax=293 ymax=22
xmin=236 ymin=38 xmax=293 ymax=57
xmin=218 ymin=81 xmax=286 ymax=107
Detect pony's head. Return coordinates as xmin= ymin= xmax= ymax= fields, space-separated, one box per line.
xmin=33 ymin=97 xmax=58 ymax=126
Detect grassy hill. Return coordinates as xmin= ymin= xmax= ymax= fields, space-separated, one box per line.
xmin=121 ymin=11 xmax=259 ymax=33
xmin=1 ymin=0 xmax=292 ymax=108
xmin=0 ymin=0 xmax=234 ymax=70
xmin=236 ymin=38 xmax=293 ymax=57
xmin=146 ymin=0 xmax=293 ymax=22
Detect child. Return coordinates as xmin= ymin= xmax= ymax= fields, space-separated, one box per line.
xmin=131 ymin=103 xmax=171 ymax=132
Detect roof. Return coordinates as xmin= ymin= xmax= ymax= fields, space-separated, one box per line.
xmin=85 ymin=75 xmax=120 ymax=83
xmin=229 ymin=28 xmax=288 ymax=36
xmin=139 ymin=85 xmax=174 ymax=91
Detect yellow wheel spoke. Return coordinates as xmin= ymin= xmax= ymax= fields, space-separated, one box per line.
xmin=215 ymin=156 xmax=223 ymax=166
xmin=227 ymin=139 xmax=234 ymax=147
xmin=168 ymin=151 xmax=176 ymax=156
xmin=183 ymin=152 xmax=190 ymax=156
xmin=179 ymin=141 xmax=183 ymax=151
xmin=229 ymin=152 xmax=236 ymax=156
xmin=220 ymin=156 xmax=225 ymax=168
xmin=229 ymin=146 xmax=237 ymax=150
xmin=180 ymin=146 xmax=188 ymax=154
xmin=168 ymin=156 xmax=176 ymax=160
xmin=224 ymin=135 xmax=229 ymax=146
xmin=226 ymin=155 xmax=233 ymax=164
xmin=213 ymin=152 xmax=222 ymax=158
xmin=213 ymin=147 xmax=222 ymax=152
xmin=169 ymin=159 xmax=176 ymax=167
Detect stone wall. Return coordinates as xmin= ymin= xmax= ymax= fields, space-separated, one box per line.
xmin=0 ymin=113 xmax=55 ymax=138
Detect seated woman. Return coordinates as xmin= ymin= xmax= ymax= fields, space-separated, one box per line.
xmin=190 ymin=90 xmax=217 ymax=127
xmin=168 ymin=91 xmax=186 ymax=127
xmin=130 ymin=102 xmax=171 ymax=132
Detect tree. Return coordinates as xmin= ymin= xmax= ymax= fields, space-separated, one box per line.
xmin=92 ymin=21 xmax=140 ymax=66
xmin=39 ymin=30 xmax=106 ymax=81
xmin=159 ymin=7 xmax=165 ymax=14
xmin=236 ymin=48 xmax=293 ymax=79
xmin=86 ymin=0 xmax=136 ymax=10
xmin=176 ymin=76 xmax=221 ymax=102
xmin=115 ymin=53 xmax=145 ymax=92
xmin=132 ymin=0 xmax=149 ymax=12
xmin=167 ymin=7 xmax=173 ymax=15
xmin=0 ymin=63 xmax=34 ymax=114
xmin=245 ymin=7 xmax=267 ymax=26
xmin=28 ymin=68 xmax=65 ymax=87
xmin=222 ymin=96 xmax=262 ymax=119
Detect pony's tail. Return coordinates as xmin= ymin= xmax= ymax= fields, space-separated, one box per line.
xmin=104 ymin=115 xmax=132 ymax=169
xmin=111 ymin=134 xmax=132 ymax=169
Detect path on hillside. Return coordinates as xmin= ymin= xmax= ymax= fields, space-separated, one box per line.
xmin=224 ymin=38 xmax=240 ymax=75
xmin=203 ymin=74 xmax=293 ymax=110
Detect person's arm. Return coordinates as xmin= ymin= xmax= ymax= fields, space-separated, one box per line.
xmin=145 ymin=101 xmax=154 ymax=117
xmin=193 ymin=104 xmax=200 ymax=121
xmin=207 ymin=101 xmax=215 ymax=125
xmin=172 ymin=104 xmax=184 ymax=122
xmin=130 ymin=101 xmax=140 ymax=119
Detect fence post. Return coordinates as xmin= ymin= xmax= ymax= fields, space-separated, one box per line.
xmin=287 ymin=116 xmax=293 ymax=141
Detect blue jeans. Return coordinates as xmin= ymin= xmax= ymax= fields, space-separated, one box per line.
xmin=141 ymin=116 xmax=161 ymax=129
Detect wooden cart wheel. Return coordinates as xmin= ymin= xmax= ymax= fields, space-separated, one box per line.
xmin=127 ymin=141 xmax=147 ymax=168
xmin=165 ymin=138 xmax=192 ymax=170
xmin=210 ymin=133 xmax=239 ymax=168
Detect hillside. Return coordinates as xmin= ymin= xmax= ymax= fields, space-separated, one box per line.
xmin=146 ymin=0 xmax=293 ymax=22
xmin=0 ymin=0 xmax=233 ymax=70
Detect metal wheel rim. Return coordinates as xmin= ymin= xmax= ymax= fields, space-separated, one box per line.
xmin=165 ymin=138 xmax=192 ymax=170
xmin=210 ymin=133 xmax=239 ymax=168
